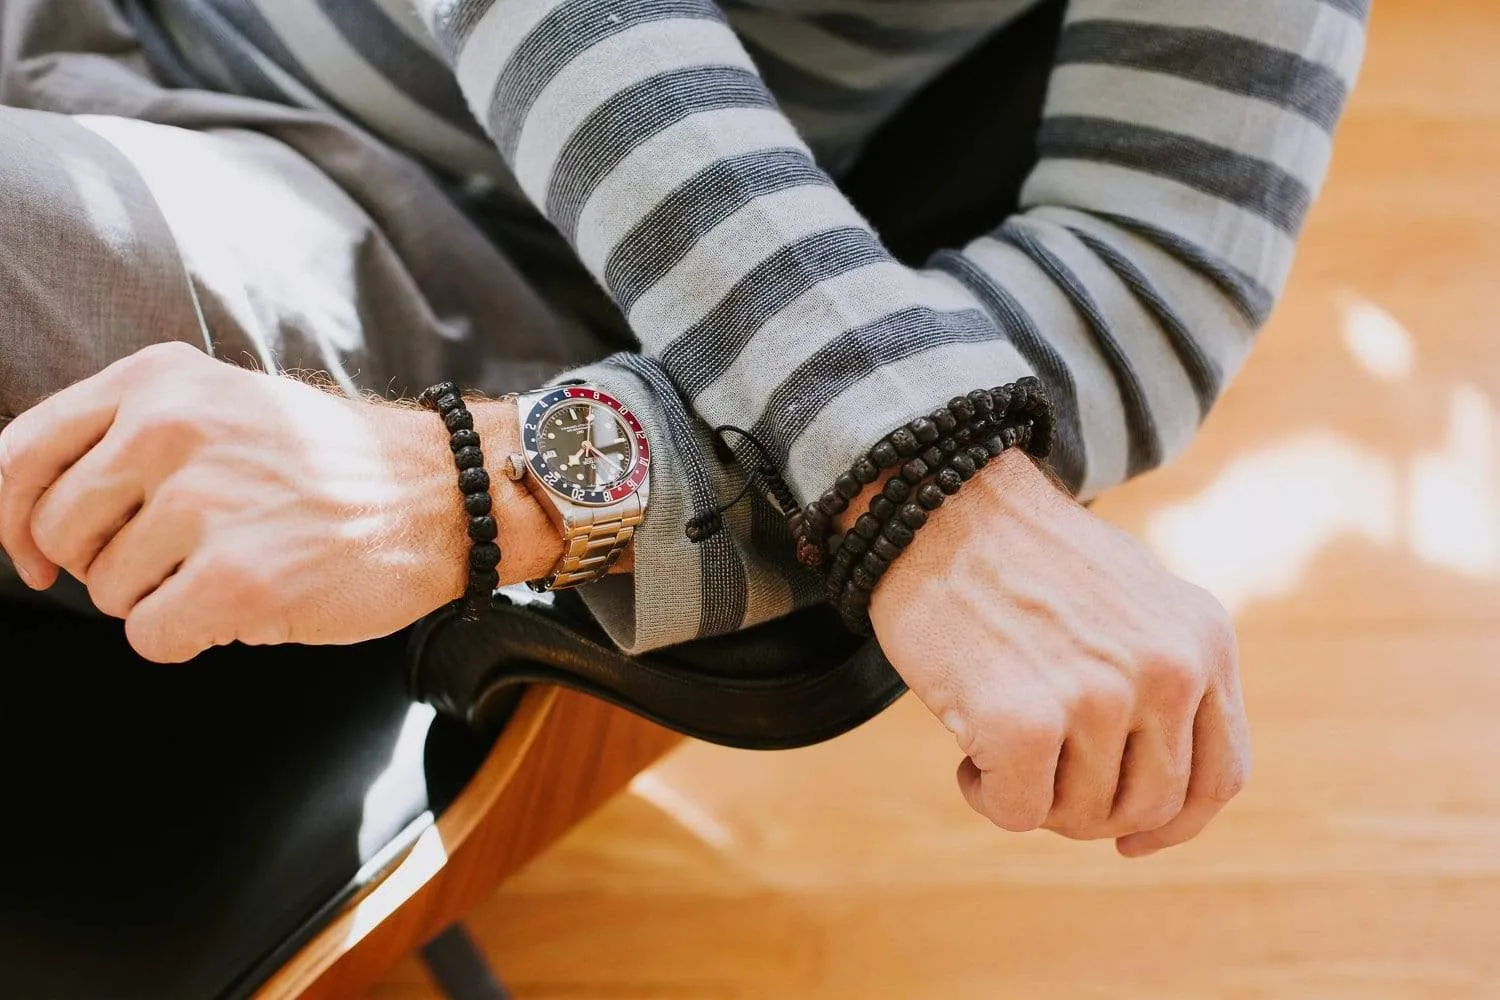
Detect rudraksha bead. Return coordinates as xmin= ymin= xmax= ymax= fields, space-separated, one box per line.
xmin=917 ymin=484 xmax=945 ymax=510
xmin=890 ymin=427 xmax=921 ymax=457
xmin=899 ymin=504 xmax=928 ymax=530
xmin=882 ymin=478 xmax=911 ymax=503
xmin=835 ymin=473 xmax=863 ymax=500
xmin=911 ymin=417 xmax=939 ymax=444
xmin=869 ymin=440 xmax=899 ymax=468
xmin=467 ymin=516 xmax=498 ymax=543
xmin=851 ymin=458 xmax=880 ymax=484
xmin=869 ymin=496 xmax=896 ymax=521
xmin=883 ymin=521 xmax=914 ymax=548
xmin=453 ymin=446 xmax=485 ymax=470
xmin=900 ymin=458 xmax=929 ymax=484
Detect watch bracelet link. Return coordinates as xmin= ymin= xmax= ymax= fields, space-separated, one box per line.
xmin=531 ymin=496 xmax=644 ymax=591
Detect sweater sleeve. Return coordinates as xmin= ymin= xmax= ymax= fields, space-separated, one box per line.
xmin=414 ymin=0 xmax=1367 ymax=651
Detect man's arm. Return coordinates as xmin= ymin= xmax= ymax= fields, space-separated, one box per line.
xmin=421 ymin=0 xmax=1363 ymax=501
xmin=412 ymin=0 xmax=1366 ymax=645
xmin=399 ymin=0 xmax=1361 ymax=851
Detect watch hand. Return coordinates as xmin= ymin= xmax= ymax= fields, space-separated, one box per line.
xmin=583 ymin=442 xmax=622 ymax=475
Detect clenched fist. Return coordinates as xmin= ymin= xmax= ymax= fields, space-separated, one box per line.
xmin=0 ymin=343 xmax=557 ymax=663
xmin=864 ymin=449 xmax=1250 ymax=857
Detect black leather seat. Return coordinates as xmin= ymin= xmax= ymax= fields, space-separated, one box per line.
xmin=0 ymin=588 xmax=899 ymax=999
xmin=0 ymin=598 xmax=488 ymax=1000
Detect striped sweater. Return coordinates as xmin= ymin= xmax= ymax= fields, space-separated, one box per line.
xmin=149 ymin=0 xmax=1368 ymax=652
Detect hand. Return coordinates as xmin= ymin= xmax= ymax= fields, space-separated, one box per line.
xmin=860 ymin=450 xmax=1250 ymax=857
xmin=0 ymin=342 xmax=556 ymax=663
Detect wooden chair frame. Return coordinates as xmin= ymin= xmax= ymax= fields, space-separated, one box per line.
xmin=254 ymin=686 xmax=683 ymax=998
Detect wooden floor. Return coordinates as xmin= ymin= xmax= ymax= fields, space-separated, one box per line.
xmin=373 ymin=3 xmax=1500 ymax=997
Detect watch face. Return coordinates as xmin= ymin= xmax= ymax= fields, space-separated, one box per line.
xmin=521 ymin=387 xmax=650 ymax=506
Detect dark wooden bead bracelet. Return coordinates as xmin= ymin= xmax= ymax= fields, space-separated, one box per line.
xmin=796 ymin=382 xmax=1037 ymax=571
xmin=821 ymin=405 xmax=1018 ymax=609
xmin=822 ymin=381 xmax=1054 ymax=633
xmin=418 ymin=380 xmax=500 ymax=623
xmin=834 ymin=424 xmax=1031 ymax=633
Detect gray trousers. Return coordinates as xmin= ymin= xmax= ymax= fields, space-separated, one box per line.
xmin=0 ymin=0 xmax=615 ymax=607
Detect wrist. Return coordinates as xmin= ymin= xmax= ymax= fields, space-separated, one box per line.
xmin=387 ymin=398 xmax=562 ymax=608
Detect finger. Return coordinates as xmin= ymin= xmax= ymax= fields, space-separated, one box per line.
xmin=956 ymin=713 xmax=1064 ymax=832
xmin=1042 ymin=735 xmax=1127 ymax=840
xmin=86 ymin=491 xmax=199 ymax=620
xmin=125 ymin=565 xmax=218 ymax=664
xmin=1104 ymin=723 xmax=1191 ymax=838
xmin=1117 ymin=688 xmax=1251 ymax=857
xmin=0 ymin=368 xmax=129 ymax=587
xmin=31 ymin=434 xmax=144 ymax=583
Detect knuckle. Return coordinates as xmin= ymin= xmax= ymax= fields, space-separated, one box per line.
xmin=1004 ymin=708 xmax=1066 ymax=756
xmin=135 ymin=340 xmax=202 ymax=367
xmin=993 ymin=802 xmax=1049 ymax=834
xmin=196 ymin=549 xmax=264 ymax=606
xmin=1210 ymin=758 xmax=1252 ymax=804
xmin=1072 ymin=674 xmax=1134 ymax=730
xmin=1149 ymin=653 xmax=1204 ymax=709
xmin=1190 ymin=587 xmax=1238 ymax=664
xmin=1140 ymin=794 xmax=1186 ymax=831
xmin=89 ymin=575 xmax=131 ymax=620
xmin=129 ymin=406 xmax=203 ymax=455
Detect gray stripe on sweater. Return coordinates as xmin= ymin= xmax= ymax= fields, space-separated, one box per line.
xmin=748 ymin=306 xmax=1003 ymax=467
xmin=930 ymin=251 xmax=1087 ymax=491
xmin=804 ymin=12 xmax=982 ymax=52
xmin=1093 ymin=211 xmax=1276 ymax=324
xmin=736 ymin=35 xmax=911 ymax=113
xmin=1068 ymin=228 xmax=1219 ymax=416
xmin=489 ymin=0 xmax=725 ymax=159
xmin=543 ymin=65 xmax=778 ymax=242
xmin=1055 ymin=20 xmax=1347 ymax=131
xmin=605 ymin=147 xmax=832 ymax=313
xmin=315 ymin=0 xmax=479 ymax=131
xmin=998 ymin=220 xmax=1161 ymax=477
xmin=1038 ymin=116 xmax=1312 ymax=236
xmin=662 ymin=227 xmax=890 ymax=396
xmin=428 ymin=0 xmax=491 ymax=59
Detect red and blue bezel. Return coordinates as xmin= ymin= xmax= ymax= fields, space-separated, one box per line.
xmin=521 ymin=386 xmax=650 ymax=507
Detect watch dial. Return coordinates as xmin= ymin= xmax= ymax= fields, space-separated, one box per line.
xmin=535 ymin=401 xmax=634 ymax=489
xmin=522 ymin=387 xmax=650 ymax=506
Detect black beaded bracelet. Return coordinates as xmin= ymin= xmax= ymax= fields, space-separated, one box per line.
xmin=799 ymin=377 xmax=1050 ymax=571
xmin=418 ymin=381 xmax=501 ymax=623
xmin=833 ymin=425 xmax=1022 ymax=633
xmin=821 ymin=379 xmax=1054 ymax=633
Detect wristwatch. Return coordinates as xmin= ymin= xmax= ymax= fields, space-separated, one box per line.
xmin=507 ymin=383 xmax=650 ymax=591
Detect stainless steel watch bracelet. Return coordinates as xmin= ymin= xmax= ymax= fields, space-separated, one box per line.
xmin=530 ymin=493 xmax=644 ymax=591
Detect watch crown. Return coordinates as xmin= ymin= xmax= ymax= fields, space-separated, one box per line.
xmin=503 ymin=453 xmax=528 ymax=482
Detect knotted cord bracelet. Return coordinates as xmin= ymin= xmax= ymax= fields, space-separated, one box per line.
xmin=418 ymin=381 xmax=501 ymax=623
